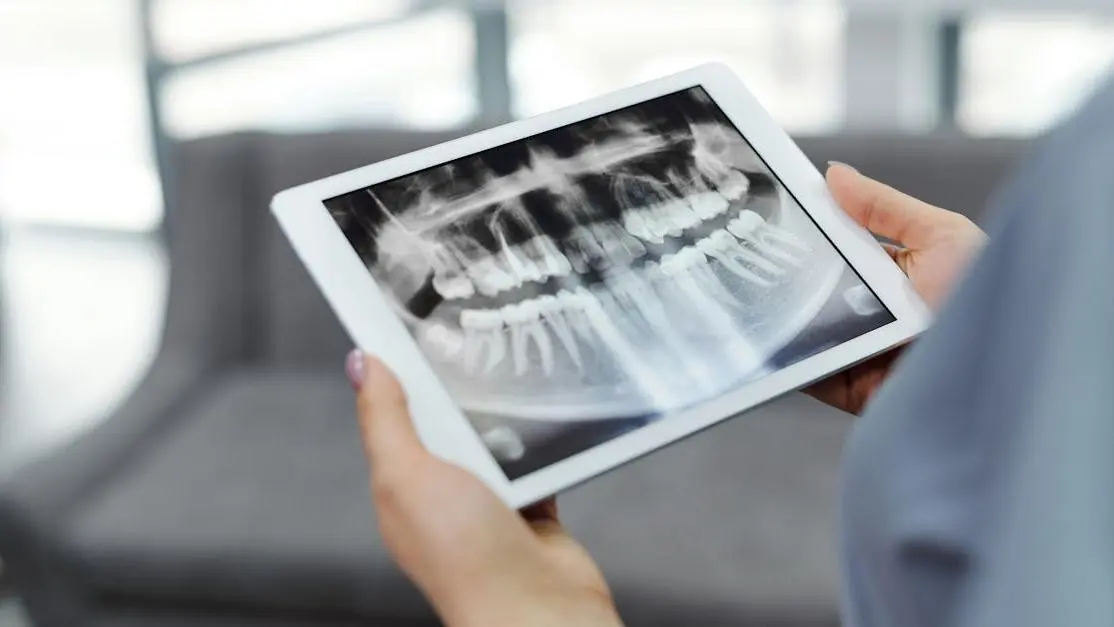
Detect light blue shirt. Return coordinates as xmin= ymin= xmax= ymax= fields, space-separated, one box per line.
xmin=841 ymin=78 xmax=1114 ymax=627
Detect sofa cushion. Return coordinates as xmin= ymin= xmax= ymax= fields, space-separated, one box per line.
xmin=67 ymin=369 xmax=437 ymax=624
xmin=68 ymin=369 xmax=849 ymax=626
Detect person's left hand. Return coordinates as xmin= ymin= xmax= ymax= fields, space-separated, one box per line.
xmin=346 ymin=350 xmax=625 ymax=627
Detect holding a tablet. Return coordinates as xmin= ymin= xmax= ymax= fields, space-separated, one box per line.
xmin=273 ymin=64 xmax=930 ymax=508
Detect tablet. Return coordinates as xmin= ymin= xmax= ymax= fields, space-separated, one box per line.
xmin=272 ymin=63 xmax=931 ymax=508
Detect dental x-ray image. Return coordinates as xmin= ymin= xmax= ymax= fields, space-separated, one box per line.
xmin=326 ymin=87 xmax=895 ymax=479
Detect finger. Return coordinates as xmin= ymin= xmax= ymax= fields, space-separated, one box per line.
xmin=826 ymin=163 xmax=947 ymax=250
xmin=351 ymin=351 xmax=426 ymax=480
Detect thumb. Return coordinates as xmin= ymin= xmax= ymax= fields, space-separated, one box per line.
xmin=346 ymin=350 xmax=426 ymax=481
xmin=826 ymin=162 xmax=949 ymax=250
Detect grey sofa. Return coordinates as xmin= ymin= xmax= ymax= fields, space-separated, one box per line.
xmin=0 ymin=131 xmax=1024 ymax=627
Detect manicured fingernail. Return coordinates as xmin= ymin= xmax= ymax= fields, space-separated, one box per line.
xmin=345 ymin=349 xmax=366 ymax=391
xmin=827 ymin=161 xmax=858 ymax=173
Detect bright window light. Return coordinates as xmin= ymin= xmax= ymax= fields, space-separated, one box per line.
xmin=162 ymin=8 xmax=477 ymax=138
xmin=0 ymin=0 xmax=161 ymax=231
xmin=507 ymin=0 xmax=845 ymax=134
xmin=961 ymin=12 xmax=1114 ymax=135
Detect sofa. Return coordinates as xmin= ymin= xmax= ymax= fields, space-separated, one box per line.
xmin=0 ymin=130 xmax=1025 ymax=627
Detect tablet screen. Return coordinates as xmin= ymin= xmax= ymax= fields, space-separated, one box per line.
xmin=325 ymin=86 xmax=895 ymax=480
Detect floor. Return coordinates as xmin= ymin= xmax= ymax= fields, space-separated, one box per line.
xmin=0 ymin=226 xmax=168 ymax=627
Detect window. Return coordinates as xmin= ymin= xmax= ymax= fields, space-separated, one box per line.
xmin=960 ymin=12 xmax=1114 ymax=135
xmin=507 ymin=0 xmax=845 ymax=134
xmin=0 ymin=1 xmax=160 ymax=231
xmin=156 ymin=1 xmax=477 ymax=137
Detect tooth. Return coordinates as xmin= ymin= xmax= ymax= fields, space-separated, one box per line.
xmin=662 ymin=199 xmax=701 ymax=230
xmin=720 ymin=170 xmax=750 ymax=200
xmin=422 ymin=323 xmax=464 ymax=360
xmin=460 ymin=309 xmax=506 ymax=373
xmin=661 ymin=247 xmax=742 ymax=311
xmin=761 ymin=224 xmax=812 ymax=253
xmin=689 ymin=191 xmax=730 ymax=221
xmin=528 ymin=237 xmax=573 ymax=278
xmin=501 ymin=244 xmax=545 ymax=284
xmin=573 ymin=287 xmax=674 ymax=407
xmin=595 ymin=223 xmax=647 ymax=265
xmin=737 ymin=210 xmax=811 ymax=253
xmin=728 ymin=212 xmax=804 ymax=267
xmin=556 ymin=290 xmax=598 ymax=340
xmin=697 ymin=235 xmax=773 ymax=287
xmin=622 ymin=211 xmax=664 ymax=244
xmin=520 ymin=301 xmax=553 ymax=375
xmin=537 ymin=294 xmax=583 ymax=369
xmin=610 ymin=271 xmax=671 ymax=330
xmin=503 ymin=301 xmax=554 ymax=376
xmin=467 ymin=256 xmax=518 ymax=296
xmin=713 ymin=229 xmax=785 ymax=276
xmin=649 ymin=205 xmax=684 ymax=238
xmin=431 ymin=273 xmax=476 ymax=299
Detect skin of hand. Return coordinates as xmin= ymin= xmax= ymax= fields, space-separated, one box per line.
xmin=805 ymin=162 xmax=988 ymax=415
xmin=346 ymin=351 xmax=625 ymax=627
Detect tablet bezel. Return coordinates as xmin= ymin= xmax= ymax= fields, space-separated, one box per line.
xmin=272 ymin=63 xmax=932 ymax=508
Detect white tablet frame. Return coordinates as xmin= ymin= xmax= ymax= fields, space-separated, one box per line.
xmin=272 ymin=63 xmax=931 ymax=508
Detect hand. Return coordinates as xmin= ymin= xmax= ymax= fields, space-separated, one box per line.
xmin=346 ymin=351 xmax=624 ymax=627
xmin=805 ymin=163 xmax=988 ymax=415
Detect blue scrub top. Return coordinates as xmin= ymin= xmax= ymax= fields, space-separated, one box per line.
xmin=840 ymin=79 xmax=1114 ymax=627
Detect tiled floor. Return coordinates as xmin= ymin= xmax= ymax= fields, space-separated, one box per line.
xmin=0 ymin=227 xmax=168 ymax=625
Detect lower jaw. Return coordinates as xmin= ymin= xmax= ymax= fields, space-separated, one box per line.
xmin=421 ymin=230 xmax=845 ymax=423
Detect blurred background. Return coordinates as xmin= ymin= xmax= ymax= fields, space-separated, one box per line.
xmin=0 ymin=1 xmax=1112 ymax=626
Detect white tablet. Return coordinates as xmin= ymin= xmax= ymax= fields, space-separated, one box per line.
xmin=272 ymin=63 xmax=930 ymax=508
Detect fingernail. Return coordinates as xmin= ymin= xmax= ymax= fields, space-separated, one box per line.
xmin=345 ymin=349 xmax=366 ymax=391
xmin=827 ymin=160 xmax=858 ymax=173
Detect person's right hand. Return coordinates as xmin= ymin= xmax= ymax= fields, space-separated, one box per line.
xmin=805 ymin=163 xmax=988 ymax=415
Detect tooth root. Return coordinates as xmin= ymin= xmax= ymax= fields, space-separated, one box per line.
xmin=540 ymin=305 xmax=583 ymax=369
xmin=664 ymin=248 xmax=745 ymax=311
xmin=734 ymin=245 xmax=786 ymax=276
xmin=574 ymin=287 xmax=673 ymax=406
xmin=721 ymin=227 xmax=785 ymax=275
xmin=503 ymin=302 xmax=553 ymax=376
xmin=594 ymin=224 xmax=646 ymax=265
xmin=533 ymin=238 xmax=573 ymax=277
xmin=525 ymin=320 xmax=553 ymax=375
xmin=484 ymin=329 xmax=507 ymax=373
xmin=698 ymin=239 xmax=773 ymax=287
xmin=608 ymin=225 xmax=648 ymax=259
xmin=461 ymin=310 xmax=506 ymax=374
xmin=761 ymin=226 xmax=812 ymax=253
xmin=753 ymin=240 xmax=803 ymax=267
xmin=729 ymin=212 xmax=806 ymax=267
xmin=565 ymin=226 xmax=617 ymax=272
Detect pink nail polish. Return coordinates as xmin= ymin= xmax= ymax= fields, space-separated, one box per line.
xmin=345 ymin=349 xmax=366 ymax=390
xmin=827 ymin=160 xmax=859 ymax=173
